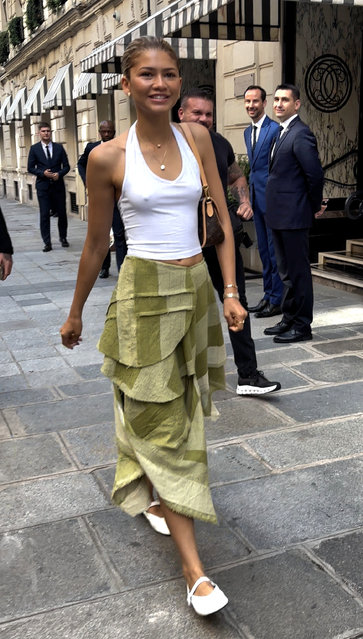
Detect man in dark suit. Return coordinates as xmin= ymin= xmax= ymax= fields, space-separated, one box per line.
xmin=0 ymin=207 xmax=13 ymax=280
xmin=77 ymin=120 xmax=126 ymax=278
xmin=244 ymin=85 xmax=283 ymax=318
xmin=264 ymin=84 xmax=325 ymax=343
xmin=27 ymin=121 xmax=70 ymax=252
xmin=179 ymin=89 xmax=281 ymax=396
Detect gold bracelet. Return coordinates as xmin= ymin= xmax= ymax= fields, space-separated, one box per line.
xmin=224 ymin=283 xmax=237 ymax=289
xmin=223 ymin=292 xmax=240 ymax=300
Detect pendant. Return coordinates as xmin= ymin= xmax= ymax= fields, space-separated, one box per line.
xmin=160 ymin=164 xmax=166 ymax=170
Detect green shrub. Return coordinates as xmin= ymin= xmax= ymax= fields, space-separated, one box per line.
xmin=0 ymin=31 xmax=9 ymax=64
xmin=8 ymin=16 xmax=24 ymax=47
xmin=47 ymin=0 xmax=67 ymax=12
xmin=26 ymin=0 xmax=44 ymax=33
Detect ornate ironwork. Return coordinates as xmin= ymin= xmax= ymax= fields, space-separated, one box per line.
xmin=305 ymin=54 xmax=352 ymax=113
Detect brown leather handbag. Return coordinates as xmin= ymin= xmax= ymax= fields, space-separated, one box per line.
xmin=180 ymin=123 xmax=225 ymax=249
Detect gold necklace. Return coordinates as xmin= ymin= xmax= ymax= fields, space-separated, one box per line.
xmin=136 ymin=126 xmax=172 ymax=171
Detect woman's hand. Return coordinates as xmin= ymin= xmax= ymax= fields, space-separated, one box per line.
xmin=60 ymin=317 xmax=83 ymax=349
xmin=223 ymin=299 xmax=248 ymax=332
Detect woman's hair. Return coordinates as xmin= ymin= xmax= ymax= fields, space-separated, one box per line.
xmin=122 ymin=36 xmax=180 ymax=79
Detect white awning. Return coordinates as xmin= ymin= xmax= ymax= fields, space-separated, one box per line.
xmin=43 ymin=63 xmax=73 ymax=109
xmin=0 ymin=95 xmax=11 ymax=124
xmin=23 ymin=77 xmax=47 ymax=117
xmin=6 ymin=87 xmax=27 ymax=121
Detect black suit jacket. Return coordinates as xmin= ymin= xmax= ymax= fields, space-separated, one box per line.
xmin=27 ymin=141 xmax=70 ymax=194
xmin=0 ymin=208 xmax=13 ymax=254
xmin=265 ymin=116 xmax=324 ymax=230
xmin=77 ymin=141 xmax=101 ymax=185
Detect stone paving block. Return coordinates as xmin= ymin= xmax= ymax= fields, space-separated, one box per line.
xmin=313 ymin=325 xmax=360 ymax=340
xmin=0 ymin=363 xmax=19 ymax=378
xmin=273 ymin=382 xmax=363 ymax=422
xmin=311 ymin=338 xmax=363 ymax=356
xmin=0 ymin=433 xmax=75 ymax=483
xmin=93 ymin=466 xmax=114 ymax=499
xmin=0 ymin=351 xmax=14 ymax=364
xmin=23 ymin=367 xmax=82 ymax=389
xmin=10 ymin=347 xmax=59 ymax=361
xmin=0 ymin=412 xmax=10 ymax=439
xmin=1 ymin=328 xmax=46 ymax=348
xmin=313 ymin=530 xmax=363 ymax=597
xmin=216 ymin=550 xmax=363 ymax=639
xmin=74 ymin=364 xmax=104 ymax=380
xmin=208 ymin=443 xmax=268 ymax=484
xmin=0 ymin=582 xmax=238 ymax=639
xmin=0 ymin=388 xmax=55 ymax=409
xmin=3 ymin=393 xmax=114 ymax=435
xmin=212 ymin=459 xmax=363 ymax=549
xmin=263 ymin=366 xmax=310 ymax=390
xmin=256 ymin=345 xmax=317 ymax=367
xmin=292 ymin=355 xmax=363 ymax=383
xmin=0 ymin=320 xmax=35 ymax=332
xmin=246 ymin=417 xmax=363 ymax=470
xmin=62 ymin=422 xmax=116 ymax=467
xmin=208 ymin=397 xmax=289 ymax=442
xmin=0 ymin=518 xmax=117 ymax=622
xmin=87 ymin=508 xmax=250 ymax=588
xmin=0 ymin=473 xmax=109 ymax=532
xmin=58 ymin=378 xmax=112 ymax=397
xmin=19 ymin=357 xmax=71 ymax=374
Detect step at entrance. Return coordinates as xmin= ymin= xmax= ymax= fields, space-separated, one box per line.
xmin=311 ymin=239 xmax=363 ymax=293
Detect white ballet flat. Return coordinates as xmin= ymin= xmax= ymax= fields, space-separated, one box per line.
xmin=143 ymin=500 xmax=170 ymax=536
xmin=187 ymin=576 xmax=228 ymax=616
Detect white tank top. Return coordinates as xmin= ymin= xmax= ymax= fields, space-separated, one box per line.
xmin=118 ymin=122 xmax=202 ymax=259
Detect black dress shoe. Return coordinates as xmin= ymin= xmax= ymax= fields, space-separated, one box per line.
xmin=42 ymin=243 xmax=52 ymax=252
xmin=264 ymin=319 xmax=291 ymax=335
xmin=248 ymin=298 xmax=268 ymax=313
xmin=99 ymin=268 xmax=109 ymax=279
xmin=273 ymin=328 xmax=312 ymax=344
xmin=255 ymin=303 xmax=282 ymax=318
xmin=60 ymin=238 xmax=69 ymax=247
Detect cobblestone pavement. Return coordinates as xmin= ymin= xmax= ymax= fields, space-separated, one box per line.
xmin=1 ymin=199 xmax=363 ymax=639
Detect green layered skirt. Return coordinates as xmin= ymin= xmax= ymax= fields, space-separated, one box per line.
xmin=98 ymin=256 xmax=226 ymax=524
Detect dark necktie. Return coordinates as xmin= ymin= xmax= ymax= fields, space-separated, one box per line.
xmin=45 ymin=145 xmax=51 ymax=159
xmin=271 ymin=125 xmax=284 ymax=159
xmin=251 ymin=125 xmax=257 ymax=154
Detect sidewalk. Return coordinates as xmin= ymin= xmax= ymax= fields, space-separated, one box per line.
xmin=1 ymin=198 xmax=363 ymax=639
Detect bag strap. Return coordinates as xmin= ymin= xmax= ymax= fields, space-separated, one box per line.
xmin=179 ymin=123 xmax=209 ymax=195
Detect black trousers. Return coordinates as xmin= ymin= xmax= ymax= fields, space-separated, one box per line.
xmin=37 ymin=184 xmax=67 ymax=245
xmin=271 ymin=228 xmax=313 ymax=332
xmin=101 ymin=207 xmax=127 ymax=272
xmin=203 ymin=240 xmax=258 ymax=378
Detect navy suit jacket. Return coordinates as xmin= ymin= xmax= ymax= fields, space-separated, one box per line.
xmin=244 ymin=115 xmax=279 ymax=215
xmin=265 ymin=116 xmax=324 ymax=230
xmin=0 ymin=208 xmax=13 ymax=254
xmin=77 ymin=141 xmax=101 ymax=185
xmin=27 ymin=141 xmax=70 ymax=194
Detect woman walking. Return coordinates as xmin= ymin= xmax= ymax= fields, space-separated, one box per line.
xmin=61 ymin=36 xmax=247 ymax=616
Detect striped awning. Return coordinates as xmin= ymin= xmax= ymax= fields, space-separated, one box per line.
xmin=6 ymin=87 xmax=27 ymax=121
xmin=81 ymin=0 xmax=225 ymax=73
xmin=291 ymin=0 xmax=363 ymax=4
xmin=43 ymin=63 xmax=73 ymax=109
xmin=102 ymin=73 xmax=122 ymax=90
xmin=72 ymin=72 xmax=123 ymax=98
xmin=164 ymin=0 xmax=279 ymax=42
xmin=0 ymin=95 xmax=11 ymax=124
xmin=23 ymin=77 xmax=47 ymax=117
